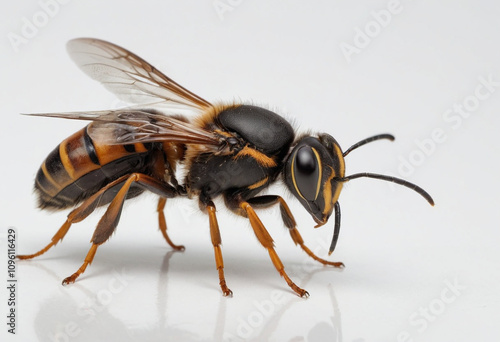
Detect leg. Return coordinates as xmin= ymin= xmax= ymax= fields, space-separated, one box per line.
xmin=157 ymin=197 xmax=185 ymax=251
xmin=22 ymin=173 xmax=177 ymax=285
xmin=18 ymin=174 xmax=138 ymax=260
xmin=247 ymin=195 xmax=344 ymax=268
xmin=200 ymin=196 xmax=232 ymax=296
xmin=64 ymin=173 xmax=177 ymax=284
xmin=62 ymin=244 xmax=98 ymax=285
xmin=238 ymin=200 xmax=309 ymax=297
xmin=17 ymin=220 xmax=72 ymax=260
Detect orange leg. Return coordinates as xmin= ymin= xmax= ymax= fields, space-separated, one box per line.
xmin=157 ymin=197 xmax=185 ymax=251
xmin=62 ymin=244 xmax=98 ymax=285
xmin=20 ymin=173 xmax=177 ymax=285
xmin=240 ymin=201 xmax=309 ymax=297
xmin=71 ymin=173 xmax=176 ymax=284
xmin=205 ymin=200 xmax=232 ymax=297
xmin=17 ymin=174 xmax=135 ymax=260
xmin=248 ymin=195 xmax=344 ymax=268
xmin=278 ymin=198 xmax=344 ymax=268
xmin=17 ymin=220 xmax=72 ymax=260
xmin=288 ymin=228 xmax=343 ymax=268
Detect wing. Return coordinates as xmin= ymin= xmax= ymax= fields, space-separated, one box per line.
xmin=66 ymin=38 xmax=212 ymax=112
xmin=26 ymin=109 xmax=223 ymax=148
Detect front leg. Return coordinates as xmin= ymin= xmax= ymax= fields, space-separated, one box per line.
xmin=247 ymin=195 xmax=344 ymax=268
xmin=225 ymin=194 xmax=309 ymax=297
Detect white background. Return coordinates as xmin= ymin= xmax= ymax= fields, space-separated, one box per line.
xmin=1 ymin=1 xmax=500 ymax=341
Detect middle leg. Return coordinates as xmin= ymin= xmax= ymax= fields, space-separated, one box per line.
xmin=199 ymin=196 xmax=232 ymax=297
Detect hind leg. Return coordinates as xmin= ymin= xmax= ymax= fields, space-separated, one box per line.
xmin=62 ymin=173 xmax=177 ymax=284
xmin=17 ymin=174 xmax=136 ymax=260
xmin=17 ymin=220 xmax=72 ymax=260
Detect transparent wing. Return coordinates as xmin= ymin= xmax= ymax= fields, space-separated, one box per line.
xmin=26 ymin=110 xmax=222 ymax=147
xmin=66 ymin=38 xmax=212 ymax=112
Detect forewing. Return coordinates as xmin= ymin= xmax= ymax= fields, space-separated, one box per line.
xmin=26 ymin=110 xmax=222 ymax=147
xmin=66 ymin=38 xmax=212 ymax=112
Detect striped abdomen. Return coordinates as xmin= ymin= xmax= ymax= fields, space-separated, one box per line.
xmin=35 ymin=126 xmax=154 ymax=210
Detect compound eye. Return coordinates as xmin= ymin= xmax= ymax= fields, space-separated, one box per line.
xmin=293 ymin=146 xmax=321 ymax=201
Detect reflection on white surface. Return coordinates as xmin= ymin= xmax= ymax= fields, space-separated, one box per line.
xmin=30 ymin=252 xmax=210 ymax=341
xmin=21 ymin=248 xmax=346 ymax=342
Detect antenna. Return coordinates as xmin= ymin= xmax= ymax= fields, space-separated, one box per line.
xmin=340 ymin=173 xmax=434 ymax=205
xmin=343 ymin=134 xmax=394 ymax=157
xmin=327 ymin=133 xmax=435 ymax=255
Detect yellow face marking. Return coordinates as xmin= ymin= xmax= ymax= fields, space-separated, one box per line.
xmin=290 ymin=149 xmax=306 ymax=201
xmin=311 ymin=147 xmax=322 ymax=201
xmin=248 ymin=176 xmax=269 ymax=190
xmin=330 ymin=143 xmax=345 ymax=211
xmin=322 ymin=166 xmax=336 ymax=216
xmin=322 ymin=143 xmax=346 ymax=216
xmin=334 ymin=143 xmax=345 ymax=178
